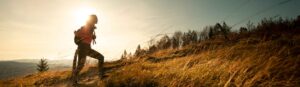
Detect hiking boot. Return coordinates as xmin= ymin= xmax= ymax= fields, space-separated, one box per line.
xmin=99 ymin=68 xmax=105 ymax=79
xmin=99 ymin=74 xmax=104 ymax=79
xmin=72 ymin=76 xmax=79 ymax=86
xmin=72 ymin=80 xmax=78 ymax=87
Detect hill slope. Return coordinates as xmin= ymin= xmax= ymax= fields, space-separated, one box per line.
xmin=1 ymin=17 xmax=300 ymax=87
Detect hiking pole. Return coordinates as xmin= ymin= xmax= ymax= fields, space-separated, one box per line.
xmin=92 ymin=31 xmax=96 ymax=45
xmin=72 ymin=49 xmax=79 ymax=78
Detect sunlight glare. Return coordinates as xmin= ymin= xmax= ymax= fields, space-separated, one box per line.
xmin=73 ymin=6 xmax=97 ymax=26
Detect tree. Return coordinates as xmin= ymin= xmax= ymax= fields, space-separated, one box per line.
xmin=200 ymin=27 xmax=209 ymax=40
xmin=214 ymin=22 xmax=231 ymax=40
xmin=36 ymin=58 xmax=49 ymax=72
xmin=181 ymin=32 xmax=190 ymax=46
xmin=135 ymin=44 xmax=142 ymax=56
xmin=239 ymin=27 xmax=248 ymax=33
xmin=182 ymin=30 xmax=198 ymax=46
xmin=147 ymin=45 xmax=157 ymax=54
xmin=171 ymin=31 xmax=183 ymax=49
xmin=246 ymin=21 xmax=255 ymax=31
xmin=190 ymin=30 xmax=198 ymax=43
xmin=121 ymin=50 xmax=127 ymax=60
xmin=208 ymin=27 xmax=214 ymax=39
xmin=157 ymin=35 xmax=171 ymax=49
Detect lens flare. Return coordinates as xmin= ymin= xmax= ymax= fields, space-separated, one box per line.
xmin=73 ymin=6 xmax=97 ymax=26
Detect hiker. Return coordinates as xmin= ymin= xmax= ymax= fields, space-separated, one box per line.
xmin=72 ymin=14 xmax=104 ymax=84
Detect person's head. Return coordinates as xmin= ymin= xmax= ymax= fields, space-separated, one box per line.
xmin=86 ymin=14 xmax=98 ymax=25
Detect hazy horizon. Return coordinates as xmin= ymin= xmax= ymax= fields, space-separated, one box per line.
xmin=0 ymin=0 xmax=299 ymax=61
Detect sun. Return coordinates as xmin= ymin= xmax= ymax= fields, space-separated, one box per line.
xmin=73 ymin=6 xmax=97 ymax=26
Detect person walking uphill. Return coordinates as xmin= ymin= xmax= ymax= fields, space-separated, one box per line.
xmin=72 ymin=14 xmax=104 ymax=85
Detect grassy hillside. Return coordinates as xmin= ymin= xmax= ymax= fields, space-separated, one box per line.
xmin=0 ymin=16 xmax=299 ymax=87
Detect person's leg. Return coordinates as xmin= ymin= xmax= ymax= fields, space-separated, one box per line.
xmin=73 ymin=48 xmax=88 ymax=84
xmin=88 ymin=49 xmax=104 ymax=79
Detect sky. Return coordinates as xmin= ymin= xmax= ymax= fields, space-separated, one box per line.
xmin=0 ymin=0 xmax=299 ymax=61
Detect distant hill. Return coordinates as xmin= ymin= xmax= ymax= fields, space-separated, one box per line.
xmin=0 ymin=59 xmax=73 ymax=80
xmin=0 ymin=61 xmax=36 ymax=80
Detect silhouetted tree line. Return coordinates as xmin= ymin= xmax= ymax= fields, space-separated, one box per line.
xmin=120 ymin=50 xmax=133 ymax=60
xmin=120 ymin=15 xmax=300 ymax=59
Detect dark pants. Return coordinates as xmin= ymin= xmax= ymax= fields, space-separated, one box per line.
xmin=72 ymin=43 xmax=104 ymax=82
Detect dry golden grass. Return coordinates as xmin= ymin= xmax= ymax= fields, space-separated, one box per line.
xmin=101 ymin=35 xmax=299 ymax=86
xmin=0 ymin=70 xmax=71 ymax=86
xmin=0 ymin=37 xmax=299 ymax=87
xmin=1 ymin=38 xmax=299 ymax=87
xmin=0 ymin=64 xmax=97 ymax=87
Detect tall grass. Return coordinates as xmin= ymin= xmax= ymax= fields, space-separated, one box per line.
xmin=102 ymin=39 xmax=299 ymax=87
